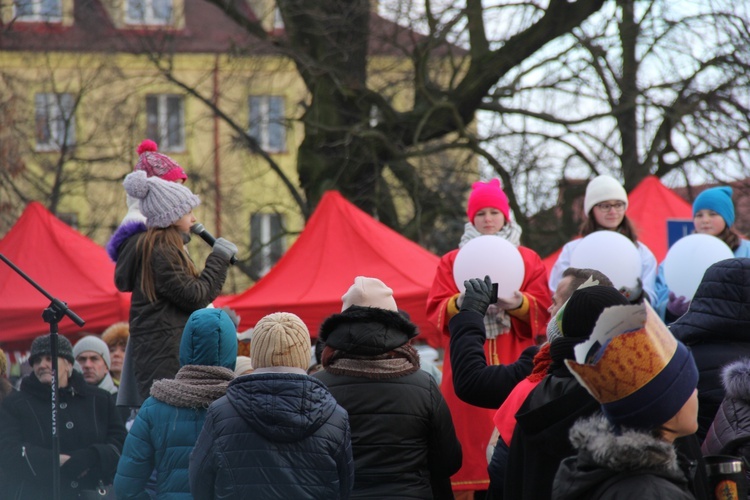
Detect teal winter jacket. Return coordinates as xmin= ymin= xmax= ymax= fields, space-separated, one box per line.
xmin=114 ymin=308 xmax=237 ymax=499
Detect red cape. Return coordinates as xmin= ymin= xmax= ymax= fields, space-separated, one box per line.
xmin=426 ymin=245 xmax=551 ymax=490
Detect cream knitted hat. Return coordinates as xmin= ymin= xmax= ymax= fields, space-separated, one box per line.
xmin=341 ymin=276 xmax=398 ymax=312
xmin=583 ymin=175 xmax=628 ymax=215
xmin=251 ymin=312 xmax=311 ymax=371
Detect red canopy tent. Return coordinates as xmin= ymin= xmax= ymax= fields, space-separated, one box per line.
xmin=216 ymin=191 xmax=441 ymax=341
xmin=543 ymin=175 xmax=693 ymax=272
xmin=0 ymin=202 xmax=130 ymax=353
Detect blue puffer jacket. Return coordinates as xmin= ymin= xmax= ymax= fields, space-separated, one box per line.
xmin=670 ymin=258 xmax=750 ymax=441
xmin=189 ymin=372 xmax=354 ymax=499
xmin=114 ymin=308 xmax=238 ymax=499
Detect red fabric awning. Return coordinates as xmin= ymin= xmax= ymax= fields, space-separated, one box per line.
xmin=216 ymin=191 xmax=441 ymax=341
xmin=0 ymin=202 xmax=130 ymax=345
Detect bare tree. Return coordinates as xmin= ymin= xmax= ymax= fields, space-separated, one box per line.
xmin=479 ymin=0 xmax=750 ymax=250
xmin=197 ymin=0 xmax=607 ymax=244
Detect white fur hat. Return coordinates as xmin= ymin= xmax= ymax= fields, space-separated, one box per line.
xmin=583 ymin=175 xmax=628 ymax=215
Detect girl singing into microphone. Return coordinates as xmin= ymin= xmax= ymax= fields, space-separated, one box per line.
xmin=115 ymin=170 xmax=236 ymax=400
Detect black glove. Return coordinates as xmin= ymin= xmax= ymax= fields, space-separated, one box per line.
xmin=461 ymin=276 xmax=493 ymax=316
xmin=61 ymin=448 xmax=97 ymax=480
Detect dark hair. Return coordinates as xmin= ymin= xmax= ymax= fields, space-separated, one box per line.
xmin=580 ymin=212 xmax=639 ymax=244
xmin=717 ymin=225 xmax=743 ymax=251
xmin=561 ymin=267 xmax=614 ymax=294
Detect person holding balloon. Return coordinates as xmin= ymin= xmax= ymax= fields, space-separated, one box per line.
xmin=426 ymin=178 xmax=551 ymax=496
xmin=549 ymin=174 xmax=657 ymax=304
xmin=654 ymin=186 xmax=750 ymax=323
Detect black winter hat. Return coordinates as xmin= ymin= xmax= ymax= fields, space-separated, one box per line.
xmin=561 ymin=285 xmax=629 ymax=339
xmin=28 ymin=334 xmax=75 ymax=366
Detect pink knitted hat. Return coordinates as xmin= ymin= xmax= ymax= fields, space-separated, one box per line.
xmin=466 ymin=179 xmax=510 ymax=222
xmin=134 ymin=140 xmax=188 ymax=182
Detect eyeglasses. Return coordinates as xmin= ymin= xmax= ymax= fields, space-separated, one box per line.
xmin=594 ymin=202 xmax=626 ymax=212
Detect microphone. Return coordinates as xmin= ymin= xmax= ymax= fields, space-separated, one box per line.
xmin=190 ymin=223 xmax=237 ymax=264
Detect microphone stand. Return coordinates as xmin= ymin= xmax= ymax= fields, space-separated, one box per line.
xmin=0 ymin=253 xmax=85 ymax=500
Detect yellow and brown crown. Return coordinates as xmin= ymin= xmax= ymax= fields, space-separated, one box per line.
xmin=565 ymin=302 xmax=698 ymax=429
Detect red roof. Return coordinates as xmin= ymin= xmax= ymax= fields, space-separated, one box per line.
xmin=216 ymin=191 xmax=441 ymax=340
xmin=543 ymin=175 xmax=693 ymax=272
xmin=0 ymin=1 xmax=453 ymax=58
xmin=0 ymin=202 xmax=130 ymax=347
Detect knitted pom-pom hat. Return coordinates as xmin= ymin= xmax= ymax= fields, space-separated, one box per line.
xmin=123 ymin=171 xmax=200 ymax=228
xmin=134 ymin=139 xmax=188 ymax=182
xmin=466 ymin=178 xmax=510 ymax=222
xmin=252 ymin=312 xmax=311 ymax=371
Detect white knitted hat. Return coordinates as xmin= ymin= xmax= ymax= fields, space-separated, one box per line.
xmin=251 ymin=313 xmax=311 ymax=371
xmin=341 ymin=276 xmax=398 ymax=312
xmin=583 ymin=175 xmax=628 ymax=215
xmin=123 ymin=171 xmax=200 ymax=228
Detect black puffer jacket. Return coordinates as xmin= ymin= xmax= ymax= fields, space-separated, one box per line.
xmin=552 ymin=415 xmax=695 ymax=500
xmin=703 ymin=358 xmax=750 ymax=488
xmin=114 ymin=225 xmax=229 ymax=399
xmin=189 ymin=372 xmax=354 ymax=499
xmin=0 ymin=370 xmax=126 ymax=499
xmin=315 ymin=306 xmax=462 ymax=499
xmin=670 ymin=258 xmax=750 ymax=440
xmin=449 ymin=310 xmax=537 ymax=409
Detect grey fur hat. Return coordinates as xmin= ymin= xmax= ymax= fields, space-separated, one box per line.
xmin=29 ymin=334 xmax=75 ymax=366
xmin=721 ymin=358 xmax=750 ymax=401
xmin=123 ymin=170 xmax=200 ymax=228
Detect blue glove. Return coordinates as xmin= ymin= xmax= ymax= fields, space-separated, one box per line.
xmin=667 ymin=292 xmax=690 ymax=317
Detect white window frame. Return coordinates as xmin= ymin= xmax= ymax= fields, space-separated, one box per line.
xmin=250 ymin=212 xmax=285 ymax=278
xmin=248 ymin=95 xmax=287 ymax=154
xmin=35 ymin=93 xmax=76 ymax=152
xmin=145 ymin=94 xmax=185 ymax=152
xmin=125 ymin=0 xmax=173 ymax=25
xmin=14 ymin=0 xmax=62 ymax=22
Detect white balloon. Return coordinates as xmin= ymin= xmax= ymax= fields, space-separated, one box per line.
xmin=663 ymin=233 xmax=733 ymax=300
xmin=453 ymin=235 xmax=525 ymax=298
xmin=570 ymin=231 xmax=641 ymax=290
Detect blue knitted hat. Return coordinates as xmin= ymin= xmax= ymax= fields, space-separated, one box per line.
xmin=693 ymin=186 xmax=735 ymax=227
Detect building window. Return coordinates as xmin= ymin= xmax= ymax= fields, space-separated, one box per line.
xmin=14 ymin=0 xmax=62 ymax=22
xmin=146 ymin=94 xmax=184 ymax=152
xmin=248 ymin=96 xmax=286 ymax=153
xmin=35 ymin=93 xmax=76 ymax=151
xmin=250 ymin=212 xmax=285 ymax=279
xmin=125 ymin=0 xmax=172 ymax=25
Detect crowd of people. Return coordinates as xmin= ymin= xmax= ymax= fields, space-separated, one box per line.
xmin=2 ymin=141 xmax=750 ymax=499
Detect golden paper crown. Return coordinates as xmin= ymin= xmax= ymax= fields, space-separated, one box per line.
xmin=565 ymin=303 xmax=677 ymax=404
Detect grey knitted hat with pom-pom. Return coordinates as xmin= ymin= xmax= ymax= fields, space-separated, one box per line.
xmin=123 ymin=170 xmax=200 ymax=228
